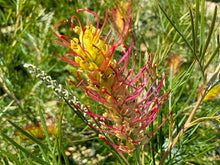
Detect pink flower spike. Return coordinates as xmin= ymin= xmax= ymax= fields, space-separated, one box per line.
xmin=53 ymin=7 xmax=171 ymax=153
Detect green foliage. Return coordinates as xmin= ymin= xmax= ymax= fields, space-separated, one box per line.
xmin=0 ymin=0 xmax=219 ymax=164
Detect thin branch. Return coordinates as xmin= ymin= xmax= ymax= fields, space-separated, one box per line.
xmin=159 ymin=96 xmax=203 ymax=165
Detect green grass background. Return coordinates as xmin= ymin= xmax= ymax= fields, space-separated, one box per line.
xmin=0 ymin=0 xmax=220 ymax=164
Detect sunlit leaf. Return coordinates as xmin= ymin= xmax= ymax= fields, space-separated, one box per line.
xmin=203 ymin=80 xmax=220 ymax=101
xmin=16 ymin=124 xmax=57 ymax=139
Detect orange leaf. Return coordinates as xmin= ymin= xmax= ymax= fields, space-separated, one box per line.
xmin=167 ymin=54 xmax=183 ymax=76
xmin=109 ymin=1 xmax=132 ymax=34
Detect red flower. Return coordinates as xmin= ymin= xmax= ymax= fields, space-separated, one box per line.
xmin=53 ymin=8 xmax=170 ymax=153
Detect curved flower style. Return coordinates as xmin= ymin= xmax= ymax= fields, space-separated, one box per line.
xmin=53 ymin=8 xmax=170 ymax=153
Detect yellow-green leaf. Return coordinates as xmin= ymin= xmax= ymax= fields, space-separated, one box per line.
xmin=203 ymin=81 xmax=220 ymax=101
xmin=16 ymin=125 xmax=57 ymax=139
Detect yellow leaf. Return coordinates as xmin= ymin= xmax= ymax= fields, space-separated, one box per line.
xmin=16 ymin=124 xmax=57 ymax=139
xmin=203 ymin=81 xmax=220 ymax=101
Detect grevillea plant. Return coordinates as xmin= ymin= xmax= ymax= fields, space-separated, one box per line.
xmin=53 ymin=8 xmax=170 ymax=153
